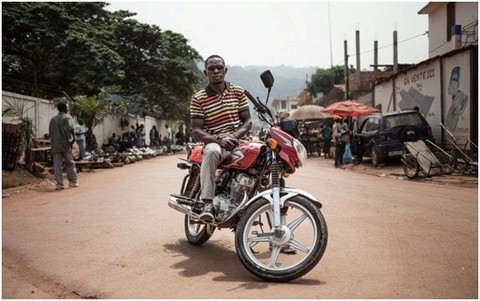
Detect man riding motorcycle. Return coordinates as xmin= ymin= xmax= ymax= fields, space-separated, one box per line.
xmin=190 ymin=54 xmax=252 ymax=222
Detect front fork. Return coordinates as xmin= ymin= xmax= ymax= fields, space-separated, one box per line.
xmin=270 ymin=152 xmax=285 ymax=239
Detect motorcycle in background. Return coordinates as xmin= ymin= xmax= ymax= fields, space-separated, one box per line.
xmin=169 ymin=70 xmax=328 ymax=282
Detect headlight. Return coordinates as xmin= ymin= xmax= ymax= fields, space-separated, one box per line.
xmin=293 ymin=138 xmax=308 ymax=167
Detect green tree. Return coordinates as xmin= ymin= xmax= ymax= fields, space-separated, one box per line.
xmin=2 ymin=2 xmax=203 ymax=121
xmin=306 ymin=65 xmax=356 ymax=97
xmin=112 ymin=18 xmax=202 ymax=119
xmin=2 ymin=2 xmax=125 ymax=98
xmin=67 ymin=91 xmax=118 ymax=151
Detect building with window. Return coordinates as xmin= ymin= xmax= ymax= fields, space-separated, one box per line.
xmin=419 ymin=2 xmax=478 ymax=57
xmin=373 ymin=2 xmax=477 ymax=147
xmin=272 ymin=96 xmax=299 ymax=117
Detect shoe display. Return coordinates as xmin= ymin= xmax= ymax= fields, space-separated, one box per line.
xmin=198 ymin=202 xmax=215 ymax=222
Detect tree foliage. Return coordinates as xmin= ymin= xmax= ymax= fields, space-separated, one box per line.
xmin=2 ymin=2 xmax=203 ymax=120
xmin=306 ymin=65 xmax=356 ymax=97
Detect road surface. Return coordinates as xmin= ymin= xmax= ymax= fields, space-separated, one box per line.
xmin=2 ymin=154 xmax=478 ymax=298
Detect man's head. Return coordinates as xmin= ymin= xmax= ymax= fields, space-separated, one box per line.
xmin=165 ymin=124 xmax=169 ymax=129
xmin=204 ymin=54 xmax=227 ymax=85
xmin=78 ymin=119 xmax=84 ymax=125
xmin=57 ymin=102 xmax=68 ymax=113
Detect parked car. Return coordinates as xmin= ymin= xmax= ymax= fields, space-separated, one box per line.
xmin=354 ymin=110 xmax=434 ymax=167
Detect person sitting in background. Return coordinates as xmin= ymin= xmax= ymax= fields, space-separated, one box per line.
xmin=108 ymin=133 xmax=120 ymax=151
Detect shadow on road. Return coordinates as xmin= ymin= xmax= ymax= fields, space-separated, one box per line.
xmin=163 ymin=239 xmax=325 ymax=289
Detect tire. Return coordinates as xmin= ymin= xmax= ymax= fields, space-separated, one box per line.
xmin=371 ymin=146 xmax=382 ymax=167
xmin=402 ymin=154 xmax=419 ymax=179
xmin=431 ymin=149 xmax=454 ymax=175
xmin=235 ymin=197 xmax=328 ymax=282
xmin=183 ymin=187 xmax=215 ymax=245
xmin=184 ymin=215 xmax=215 ymax=245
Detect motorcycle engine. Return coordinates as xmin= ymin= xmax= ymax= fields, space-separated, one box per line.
xmin=213 ymin=173 xmax=255 ymax=222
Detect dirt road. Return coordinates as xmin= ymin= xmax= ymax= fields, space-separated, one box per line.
xmin=2 ymin=154 xmax=478 ymax=298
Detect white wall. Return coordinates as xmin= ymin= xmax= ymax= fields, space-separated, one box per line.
xmin=2 ymin=91 xmax=168 ymax=147
xmin=373 ymin=47 xmax=474 ymax=147
xmin=427 ymin=2 xmax=478 ymax=58
xmin=428 ymin=4 xmax=449 ymax=58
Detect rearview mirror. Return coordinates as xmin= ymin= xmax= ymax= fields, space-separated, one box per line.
xmin=260 ymin=70 xmax=274 ymax=89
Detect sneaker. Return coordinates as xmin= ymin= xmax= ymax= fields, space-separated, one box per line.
xmin=198 ymin=202 xmax=215 ymax=223
xmin=55 ymin=184 xmax=64 ymax=190
xmin=69 ymin=182 xmax=79 ymax=188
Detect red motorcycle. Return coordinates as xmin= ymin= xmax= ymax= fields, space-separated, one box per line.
xmin=169 ymin=70 xmax=328 ymax=282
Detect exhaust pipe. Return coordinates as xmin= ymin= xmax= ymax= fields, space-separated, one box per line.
xmin=168 ymin=195 xmax=199 ymax=218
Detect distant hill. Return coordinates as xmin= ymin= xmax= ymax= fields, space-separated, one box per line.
xmin=224 ymin=65 xmax=318 ymax=128
xmin=195 ymin=64 xmax=319 ymax=128
xmin=226 ymin=65 xmax=318 ymax=100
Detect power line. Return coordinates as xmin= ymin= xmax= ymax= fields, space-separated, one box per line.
xmin=332 ymin=31 xmax=429 ymax=67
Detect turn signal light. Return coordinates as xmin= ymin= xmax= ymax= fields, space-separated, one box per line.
xmin=267 ymin=138 xmax=278 ymax=149
xmin=282 ymin=172 xmax=290 ymax=178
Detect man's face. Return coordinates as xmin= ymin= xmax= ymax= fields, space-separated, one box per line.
xmin=204 ymin=57 xmax=226 ymax=85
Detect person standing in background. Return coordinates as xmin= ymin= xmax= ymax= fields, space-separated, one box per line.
xmin=75 ymin=119 xmax=87 ymax=160
xmin=165 ymin=124 xmax=172 ymax=153
xmin=49 ymin=102 xmax=78 ymax=190
xmin=320 ymin=122 xmax=332 ymax=159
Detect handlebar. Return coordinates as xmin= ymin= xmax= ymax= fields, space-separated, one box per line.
xmin=245 ymin=89 xmax=274 ymax=125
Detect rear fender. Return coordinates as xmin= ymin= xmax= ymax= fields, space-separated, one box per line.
xmin=245 ymin=187 xmax=322 ymax=209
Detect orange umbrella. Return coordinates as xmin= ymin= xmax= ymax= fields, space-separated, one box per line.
xmin=322 ymin=100 xmax=380 ymax=117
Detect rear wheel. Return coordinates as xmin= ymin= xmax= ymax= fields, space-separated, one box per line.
xmin=183 ymin=188 xmax=215 ymax=245
xmin=184 ymin=215 xmax=216 ymax=245
xmin=431 ymin=148 xmax=455 ymax=175
xmin=371 ymin=146 xmax=382 ymax=167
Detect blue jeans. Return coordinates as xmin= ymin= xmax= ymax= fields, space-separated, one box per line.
xmin=76 ymin=139 xmax=86 ymax=159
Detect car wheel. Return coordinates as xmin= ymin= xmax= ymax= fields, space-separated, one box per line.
xmin=371 ymin=146 xmax=382 ymax=167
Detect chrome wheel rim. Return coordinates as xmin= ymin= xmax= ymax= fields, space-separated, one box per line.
xmin=241 ymin=201 xmax=319 ymax=271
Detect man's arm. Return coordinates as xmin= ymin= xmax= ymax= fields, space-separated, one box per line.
xmin=230 ymin=110 xmax=252 ymax=140
xmin=191 ymin=119 xmax=238 ymax=150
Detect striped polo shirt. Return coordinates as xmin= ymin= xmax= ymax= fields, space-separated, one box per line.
xmin=191 ymin=82 xmax=249 ymax=136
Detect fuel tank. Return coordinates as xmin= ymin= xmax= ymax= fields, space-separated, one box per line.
xmin=188 ymin=142 xmax=264 ymax=170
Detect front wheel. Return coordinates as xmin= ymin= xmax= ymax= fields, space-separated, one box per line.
xmin=235 ymin=197 xmax=328 ymax=282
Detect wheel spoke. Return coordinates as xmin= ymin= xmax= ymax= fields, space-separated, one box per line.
xmin=269 ymin=245 xmax=282 ymax=268
xmin=287 ymin=212 xmax=308 ymax=232
xmin=288 ymin=238 xmax=311 ymax=254
xmin=248 ymin=235 xmax=271 ymax=243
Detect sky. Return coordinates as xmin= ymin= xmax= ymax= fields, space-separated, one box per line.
xmin=106 ymin=1 xmax=430 ymax=70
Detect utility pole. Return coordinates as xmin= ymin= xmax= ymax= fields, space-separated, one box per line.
xmin=393 ymin=28 xmax=398 ymax=73
xmin=344 ymin=39 xmax=349 ymax=100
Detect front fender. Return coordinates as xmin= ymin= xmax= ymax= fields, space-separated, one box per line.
xmin=245 ymin=187 xmax=322 ymax=209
